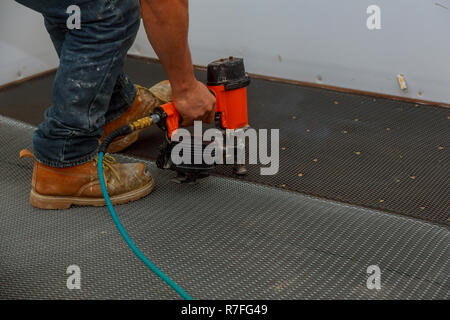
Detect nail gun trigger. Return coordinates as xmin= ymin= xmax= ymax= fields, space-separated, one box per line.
xmin=214 ymin=112 xmax=223 ymax=129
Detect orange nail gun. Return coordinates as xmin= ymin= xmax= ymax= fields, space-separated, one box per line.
xmin=153 ymin=57 xmax=251 ymax=183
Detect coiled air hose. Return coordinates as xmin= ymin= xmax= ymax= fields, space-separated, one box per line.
xmin=97 ymin=114 xmax=192 ymax=300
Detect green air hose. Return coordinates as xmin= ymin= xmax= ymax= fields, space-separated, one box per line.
xmin=97 ymin=119 xmax=192 ymax=300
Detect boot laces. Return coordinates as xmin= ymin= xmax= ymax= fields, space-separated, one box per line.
xmin=94 ymin=155 xmax=121 ymax=188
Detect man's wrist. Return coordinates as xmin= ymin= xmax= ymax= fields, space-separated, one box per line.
xmin=171 ymin=76 xmax=197 ymax=96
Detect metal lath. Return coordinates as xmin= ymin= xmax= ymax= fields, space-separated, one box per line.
xmin=0 ymin=116 xmax=448 ymax=299
xmin=0 ymin=57 xmax=448 ymax=225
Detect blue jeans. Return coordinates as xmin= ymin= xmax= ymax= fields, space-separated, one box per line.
xmin=15 ymin=0 xmax=140 ymax=167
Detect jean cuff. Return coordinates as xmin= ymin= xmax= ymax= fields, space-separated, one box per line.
xmin=33 ymin=148 xmax=98 ymax=168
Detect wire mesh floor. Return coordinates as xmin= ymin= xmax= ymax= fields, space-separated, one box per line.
xmin=1 ymin=57 xmax=449 ymax=226
xmin=0 ymin=116 xmax=448 ymax=300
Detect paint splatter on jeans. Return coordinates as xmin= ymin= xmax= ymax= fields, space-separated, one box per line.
xmin=15 ymin=0 xmax=141 ymax=167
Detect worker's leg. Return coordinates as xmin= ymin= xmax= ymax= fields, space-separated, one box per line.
xmin=29 ymin=0 xmax=141 ymax=167
xmin=16 ymin=1 xmax=172 ymax=157
xmin=43 ymin=17 xmax=67 ymax=58
xmin=43 ymin=8 xmax=138 ymax=129
xmin=16 ymin=0 xmax=157 ymax=209
xmin=105 ymin=73 xmax=137 ymax=124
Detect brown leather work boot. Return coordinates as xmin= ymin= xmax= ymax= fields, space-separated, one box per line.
xmin=101 ymin=81 xmax=172 ymax=153
xmin=149 ymin=80 xmax=172 ymax=105
xmin=20 ymin=149 xmax=155 ymax=210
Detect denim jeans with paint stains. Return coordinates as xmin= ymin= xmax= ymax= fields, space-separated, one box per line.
xmin=15 ymin=0 xmax=141 ymax=167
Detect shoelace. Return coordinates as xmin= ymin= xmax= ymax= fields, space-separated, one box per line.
xmin=135 ymin=84 xmax=147 ymax=94
xmin=94 ymin=154 xmax=120 ymax=188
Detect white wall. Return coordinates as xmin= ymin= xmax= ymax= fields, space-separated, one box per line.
xmin=130 ymin=0 xmax=450 ymax=104
xmin=2 ymin=0 xmax=450 ymax=105
xmin=0 ymin=1 xmax=58 ymax=86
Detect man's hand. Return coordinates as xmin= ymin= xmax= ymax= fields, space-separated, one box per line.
xmin=140 ymin=0 xmax=215 ymax=125
xmin=172 ymin=79 xmax=216 ymax=126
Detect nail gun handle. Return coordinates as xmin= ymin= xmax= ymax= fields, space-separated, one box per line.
xmin=159 ymin=102 xmax=182 ymax=138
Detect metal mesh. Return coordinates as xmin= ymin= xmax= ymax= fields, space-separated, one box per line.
xmin=1 ymin=57 xmax=449 ymax=226
xmin=127 ymin=62 xmax=450 ymax=226
xmin=0 ymin=116 xmax=448 ymax=300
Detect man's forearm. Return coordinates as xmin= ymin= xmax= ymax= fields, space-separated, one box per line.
xmin=140 ymin=0 xmax=195 ymax=94
xmin=139 ymin=0 xmax=215 ymax=125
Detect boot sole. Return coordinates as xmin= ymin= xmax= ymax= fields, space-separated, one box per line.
xmin=29 ymin=179 xmax=155 ymax=210
xmin=106 ymin=131 xmax=140 ymax=154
